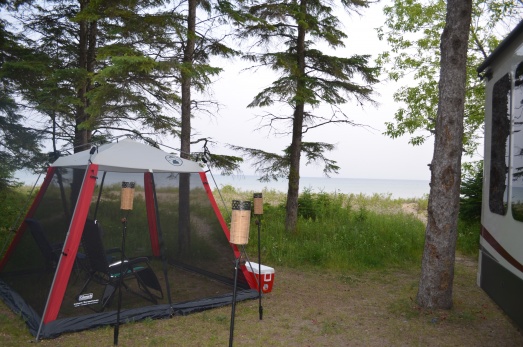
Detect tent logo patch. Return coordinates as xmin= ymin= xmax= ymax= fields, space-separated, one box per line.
xmin=165 ymin=155 xmax=183 ymax=166
xmin=78 ymin=293 xmax=93 ymax=301
xmin=74 ymin=293 xmax=99 ymax=307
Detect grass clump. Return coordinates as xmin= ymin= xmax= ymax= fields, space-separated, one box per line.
xmin=222 ymin=188 xmax=427 ymax=271
xmin=255 ymin=203 xmax=425 ymax=271
xmin=0 ymin=184 xmax=481 ymax=272
xmin=217 ymin=185 xmax=481 ymax=271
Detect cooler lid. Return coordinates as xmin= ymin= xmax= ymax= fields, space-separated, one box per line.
xmin=245 ymin=262 xmax=274 ymax=275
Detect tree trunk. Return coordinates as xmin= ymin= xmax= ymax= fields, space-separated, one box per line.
xmin=416 ymin=0 xmax=472 ymax=309
xmin=71 ymin=1 xmax=97 ymax=207
xmin=180 ymin=0 xmax=196 ymax=159
xmin=285 ymin=107 xmax=303 ymax=233
xmin=284 ymin=0 xmax=307 ymax=233
xmin=75 ymin=0 xmax=96 ymax=153
xmin=178 ymin=0 xmax=197 ymax=257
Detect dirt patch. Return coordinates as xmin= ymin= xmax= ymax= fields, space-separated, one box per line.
xmin=401 ymin=202 xmax=428 ymax=224
xmin=4 ymin=256 xmax=521 ymax=346
xmin=360 ymin=201 xmax=427 ymax=224
xmin=222 ymin=263 xmax=522 ymax=347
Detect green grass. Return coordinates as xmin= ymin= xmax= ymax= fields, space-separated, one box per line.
xmin=0 ymin=185 xmax=480 ymax=272
xmin=246 ymin=199 xmax=426 ymax=271
xmin=217 ymin=186 xmax=480 ymax=271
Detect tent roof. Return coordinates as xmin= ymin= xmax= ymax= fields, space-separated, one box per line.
xmin=51 ymin=139 xmax=203 ymax=173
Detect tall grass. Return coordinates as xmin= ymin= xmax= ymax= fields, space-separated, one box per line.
xmin=0 ymin=185 xmax=481 ymax=271
xmin=217 ymin=185 xmax=480 ymax=271
xmin=246 ymin=196 xmax=426 ymax=271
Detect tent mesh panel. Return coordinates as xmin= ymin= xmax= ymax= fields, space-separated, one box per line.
xmin=0 ymin=168 xmax=252 ymax=331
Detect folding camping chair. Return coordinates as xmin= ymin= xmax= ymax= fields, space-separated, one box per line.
xmin=25 ymin=218 xmax=92 ymax=280
xmin=25 ymin=218 xmax=63 ymax=270
xmin=78 ymin=219 xmax=163 ymax=310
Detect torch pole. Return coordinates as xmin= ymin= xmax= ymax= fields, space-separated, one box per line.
xmin=253 ymin=193 xmax=263 ymax=320
xmin=256 ymin=217 xmax=263 ymax=320
xmin=228 ymin=200 xmax=251 ymax=347
xmin=228 ymin=255 xmax=241 ymax=347
xmin=114 ymin=181 xmax=134 ymax=345
xmin=114 ymin=216 xmax=127 ymax=345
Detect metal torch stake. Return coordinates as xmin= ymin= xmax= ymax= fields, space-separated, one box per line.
xmin=114 ymin=216 xmax=128 ymax=345
xmin=256 ymin=217 xmax=263 ymax=320
xmin=228 ymin=255 xmax=241 ymax=347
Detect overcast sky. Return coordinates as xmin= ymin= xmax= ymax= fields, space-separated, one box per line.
xmin=186 ymin=2 xmax=439 ymax=181
xmin=15 ymin=1 xmax=477 ymax=184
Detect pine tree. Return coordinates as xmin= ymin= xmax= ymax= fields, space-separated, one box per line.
xmin=235 ymin=0 xmax=378 ymax=232
xmin=2 ymin=0 xmax=186 ymax=153
xmin=174 ymin=0 xmax=242 ymax=254
xmin=0 ymin=15 xmax=45 ymax=189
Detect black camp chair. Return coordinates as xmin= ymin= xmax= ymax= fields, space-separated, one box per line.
xmin=78 ymin=219 xmax=163 ymax=310
xmin=25 ymin=218 xmax=63 ymax=270
xmin=25 ymin=218 xmax=91 ymax=279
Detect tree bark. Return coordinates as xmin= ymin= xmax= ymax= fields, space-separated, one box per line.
xmin=416 ymin=0 xmax=472 ymax=309
xmin=284 ymin=0 xmax=307 ymax=233
xmin=75 ymin=0 xmax=96 ymax=153
xmin=178 ymin=0 xmax=197 ymax=256
xmin=180 ymin=0 xmax=196 ymax=159
xmin=71 ymin=1 xmax=97 ymax=207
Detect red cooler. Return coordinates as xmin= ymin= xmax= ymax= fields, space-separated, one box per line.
xmin=245 ymin=262 xmax=275 ymax=293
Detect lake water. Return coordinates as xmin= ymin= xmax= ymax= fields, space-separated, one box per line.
xmin=17 ymin=169 xmax=430 ymax=199
xmin=207 ymin=174 xmax=430 ymax=199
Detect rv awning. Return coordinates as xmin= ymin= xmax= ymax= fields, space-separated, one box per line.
xmin=477 ymin=20 xmax=523 ymax=74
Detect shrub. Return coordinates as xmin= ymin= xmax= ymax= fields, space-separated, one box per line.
xmin=460 ymin=161 xmax=483 ymax=221
xmin=457 ymin=219 xmax=481 ymax=256
xmin=297 ymin=189 xmax=347 ymax=221
xmin=297 ymin=188 xmax=316 ymax=220
xmin=0 ymin=186 xmax=33 ymax=258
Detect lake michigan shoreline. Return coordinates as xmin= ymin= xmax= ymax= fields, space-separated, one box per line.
xmin=209 ymin=174 xmax=430 ymax=199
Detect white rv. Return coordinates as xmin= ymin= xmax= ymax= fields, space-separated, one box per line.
xmin=477 ymin=20 xmax=523 ymax=327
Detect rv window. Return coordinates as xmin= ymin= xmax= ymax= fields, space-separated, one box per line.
xmin=489 ymin=73 xmax=510 ymax=215
xmin=512 ymin=63 xmax=523 ymax=221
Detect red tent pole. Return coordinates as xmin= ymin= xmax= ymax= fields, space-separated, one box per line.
xmin=199 ymin=172 xmax=258 ymax=290
xmin=144 ymin=172 xmax=160 ymax=257
xmin=0 ymin=167 xmax=56 ymax=271
xmin=41 ymin=164 xmax=99 ymax=325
